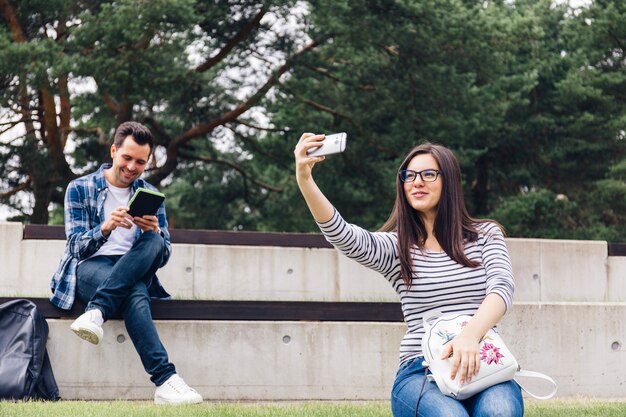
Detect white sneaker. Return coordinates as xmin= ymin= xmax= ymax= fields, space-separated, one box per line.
xmin=70 ymin=308 xmax=104 ymax=345
xmin=154 ymin=374 xmax=203 ymax=405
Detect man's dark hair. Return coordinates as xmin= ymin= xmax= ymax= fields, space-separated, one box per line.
xmin=113 ymin=121 xmax=154 ymax=155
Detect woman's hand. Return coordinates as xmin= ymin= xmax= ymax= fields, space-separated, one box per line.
xmin=441 ymin=293 xmax=506 ymax=384
xmin=294 ymin=133 xmax=326 ymax=183
xmin=440 ymin=294 xmax=507 ymax=384
xmin=293 ymin=132 xmax=335 ymax=223
xmin=441 ymin=330 xmax=481 ymax=385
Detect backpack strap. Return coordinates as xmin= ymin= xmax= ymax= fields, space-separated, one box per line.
xmin=424 ymin=364 xmax=558 ymax=400
xmin=514 ymin=369 xmax=557 ymax=400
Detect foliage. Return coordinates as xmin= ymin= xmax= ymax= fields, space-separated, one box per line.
xmin=490 ymin=188 xmax=581 ymax=239
xmin=0 ymin=0 xmax=308 ymax=224
xmin=1 ymin=0 xmax=625 ymax=241
xmin=256 ymin=0 xmax=626 ymax=237
xmin=487 ymin=0 xmax=626 ymax=240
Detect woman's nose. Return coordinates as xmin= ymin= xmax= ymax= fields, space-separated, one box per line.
xmin=412 ymin=175 xmax=425 ymax=185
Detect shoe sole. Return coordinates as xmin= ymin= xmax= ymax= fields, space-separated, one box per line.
xmin=154 ymin=395 xmax=203 ymax=405
xmin=70 ymin=326 xmax=102 ymax=345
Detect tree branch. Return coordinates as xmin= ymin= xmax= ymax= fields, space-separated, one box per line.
xmin=1 ymin=0 xmax=38 ymax=142
xmin=195 ymin=4 xmax=268 ymax=73
xmin=142 ymin=116 xmax=173 ymax=146
xmin=0 ymin=118 xmax=32 ymax=136
xmin=179 ymin=40 xmax=320 ymax=144
xmin=180 ymin=152 xmax=283 ymax=193
xmin=383 ymin=44 xmax=400 ymax=57
xmin=102 ymin=93 xmax=119 ymax=114
xmin=142 ymin=116 xmax=173 ymax=171
xmin=305 ymin=65 xmax=375 ymax=91
xmin=0 ymin=0 xmax=26 ymax=42
xmin=298 ymin=97 xmax=352 ymax=119
xmin=149 ymin=39 xmax=322 ymax=185
xmin=227 ymin=125 xmax=290 ymax=170
xmin=41 ymin=88 xmax=61 ymax=150
xmin=297 ymin=96 xmax=401 ymax=158
xmin=135 ymin=31 xmax=154 ymax=51
xmin=67 ymin=126 xmax=107 ymax=144
xmin=607 ymin=29 xmax=624 ymax=56
xmin=0 ymin=179 xmax=31 ymax=198
xmin=235 ymin=119 xmax=290 ymax=133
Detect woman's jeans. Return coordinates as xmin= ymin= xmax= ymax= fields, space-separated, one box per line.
xmin=76 ymin=231 xmax=175 ymax=386
xmin=391 ymin=357 xmax=524 ymax=417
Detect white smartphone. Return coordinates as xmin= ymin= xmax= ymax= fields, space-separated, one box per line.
xmin=306 ymin=132 xmax=347 ymax=157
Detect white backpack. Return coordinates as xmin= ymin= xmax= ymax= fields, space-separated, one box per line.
xmin=422 ymin=312 xmax=557 ymax=400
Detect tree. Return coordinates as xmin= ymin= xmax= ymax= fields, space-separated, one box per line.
xmin=548 ymin=0 xmax=626 ymax=239
xmin=1 ymin=0 xmax=624 ymax=240
xmin=251 ymin=0 xmax=522 ymax=231
xmin=489 ymin=0 xmax=626 ymax=239
xmin=249 ymin=0 xmax=626 ymax=238
xmin=0 ymin=0 xmax=316 ymax=224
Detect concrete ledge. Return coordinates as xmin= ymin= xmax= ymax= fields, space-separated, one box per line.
xmin=3 ymin=223 xmax=626 ymax=399
xmin=45 ymin=302 xmax=626 ymax=400
xmin=48 ymin=319 xmax=405 ymax=400
xmin=608 ymin=257 xmax=626 ymax=301
xmin=5 ymin=222 xmax=626 ymax=303
xmin=501 ymin=303 xmax=626 ymax=398
xmin=506 ymin=238 xmax=609 ymax=302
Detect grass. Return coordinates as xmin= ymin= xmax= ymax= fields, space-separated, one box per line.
xmin=0 ymin=399 xmax=625 ymax=417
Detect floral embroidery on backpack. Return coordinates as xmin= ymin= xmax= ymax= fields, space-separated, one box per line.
xmin=480 ymin=342 xmax=504 ymax=365
xmin=436 ymin=329 xmax=456 ymax=344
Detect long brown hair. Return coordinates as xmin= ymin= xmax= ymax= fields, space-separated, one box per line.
xmin=379 ymin=143 xmax=493 ymax=286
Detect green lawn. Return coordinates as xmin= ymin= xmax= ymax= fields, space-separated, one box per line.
xmin=0 ymin=399 xmax=625 ymax=417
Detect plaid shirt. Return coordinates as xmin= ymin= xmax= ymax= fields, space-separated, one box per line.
xmin=50 ymin=164 xmax=172 ymax=310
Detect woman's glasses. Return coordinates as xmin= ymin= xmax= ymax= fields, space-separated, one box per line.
xmin=398 ymin=169 xmax=442 ymax=183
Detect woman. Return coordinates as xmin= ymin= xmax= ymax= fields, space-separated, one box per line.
xmin=294 ymin=133 xmax=523 ymax=417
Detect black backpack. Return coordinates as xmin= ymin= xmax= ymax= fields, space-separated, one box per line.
xmin=0 ymin=299 xmax=60 ymax=401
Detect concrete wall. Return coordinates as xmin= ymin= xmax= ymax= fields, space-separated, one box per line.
xmin=47 ymin=320 xmax=405 ymax=400
xmin=1 ymin=222 xmax=625 ymax=399
xmin=44 ymin=304 xmax=626 ymax=400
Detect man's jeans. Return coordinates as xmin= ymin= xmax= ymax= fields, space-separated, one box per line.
xmin=76 ymin=231 xmax=175 ymax=386
xmin=391 ymin=356 xmax=524 ymax=417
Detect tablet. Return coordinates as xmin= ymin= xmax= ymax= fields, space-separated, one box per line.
xmin=128 ymin=187 xmax=165 ymax=217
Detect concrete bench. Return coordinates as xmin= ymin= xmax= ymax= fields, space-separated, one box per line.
xmin=8 ymin=225 xmax=407 ymax=400
xmin=2 ymin=223 xmax=626 ymax=400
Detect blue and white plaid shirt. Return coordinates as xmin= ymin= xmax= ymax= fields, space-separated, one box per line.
xmin=50 ymin=164 xmax=172 ymax=310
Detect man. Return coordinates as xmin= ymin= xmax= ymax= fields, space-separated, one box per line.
xmin=50 ymin=121 xmax=202 ymax=405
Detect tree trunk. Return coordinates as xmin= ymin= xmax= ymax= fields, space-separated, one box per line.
xmin=473 ymin=154 xmax=490 ymax=216
xmin=30 ymin=177 xmax=52 ymax=224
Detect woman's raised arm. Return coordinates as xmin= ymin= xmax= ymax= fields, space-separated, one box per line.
xmin=294 ymin=132 xmax=335 ymax=223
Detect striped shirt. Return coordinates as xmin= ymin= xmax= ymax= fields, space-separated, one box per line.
xmin=317 ymin=209 xmax=514 ymax=365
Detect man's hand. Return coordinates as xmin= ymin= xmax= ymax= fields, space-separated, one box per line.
xmin=133 ymin=215 xmax=160 ymax=234
xmin=101 ymin=206 xmax=133 ymax=236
